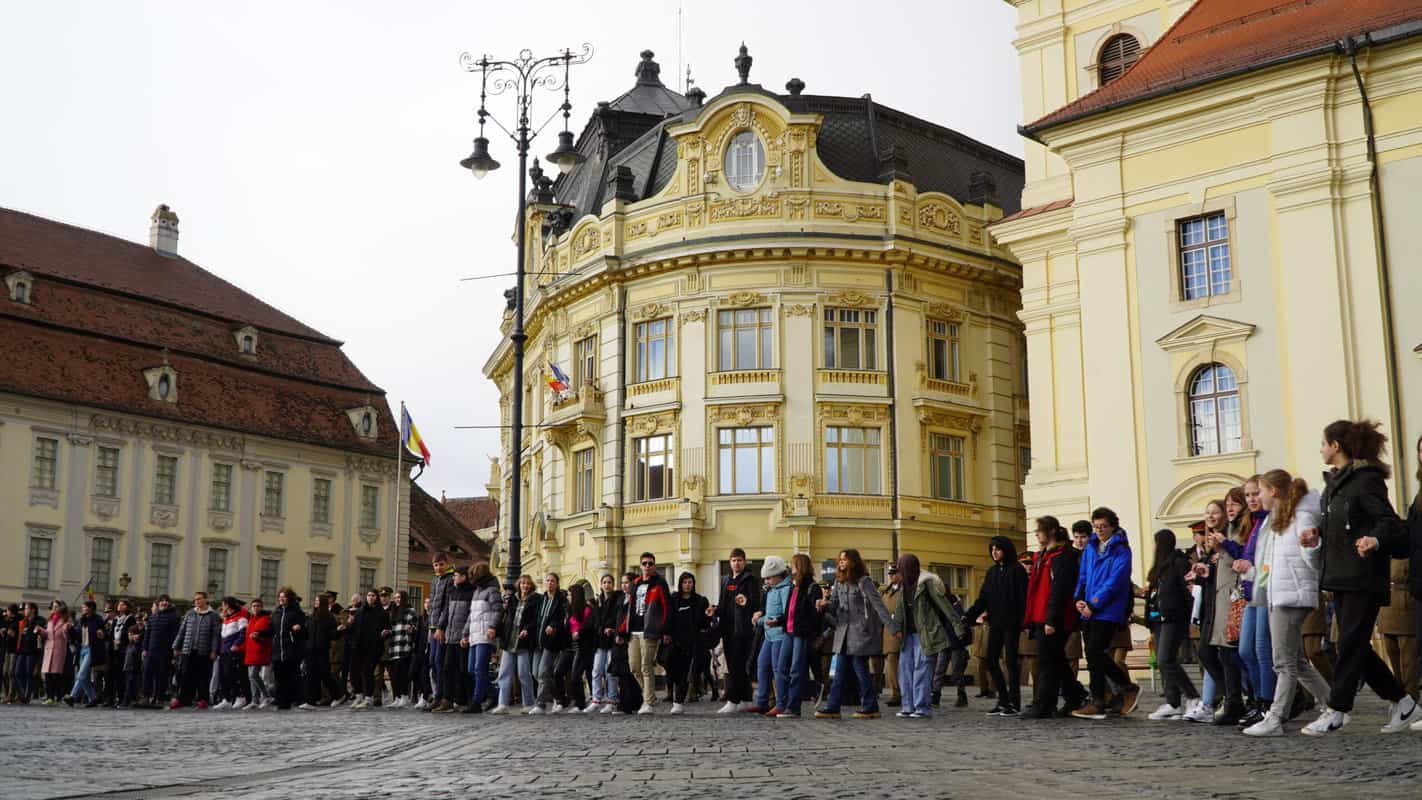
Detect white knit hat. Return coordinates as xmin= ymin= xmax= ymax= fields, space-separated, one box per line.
xmin=760 ymin=556 xmax=789 ymax=579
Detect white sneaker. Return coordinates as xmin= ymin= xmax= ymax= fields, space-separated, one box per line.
xmin=488 ymin=704 xmax=509 ymax=715
xmin=1147 ymin=703 xmax=1181 ymax=721
xmin=353 ymin=696 xmax=370 ymax=710
xmin=1381 ymin=696 xmax=1418 ymax=734
xmin=393 ymin=697 xmax=409 ymax=709
xmin=1182 ymin=702 xmax=1214 ymax=723
xmin=1302 ymin=708 xmax=1349 ymax=736
xmin=551 ymin=703 xmax=566 ymax=713
xmin=527 ymin=705 xmax=545 ymax=715
xmin=736 ymin=701 xmax=752 ymax=712
xmin=670 ymin=702 xmax=685 ymax=715
xmin=213 ymin=700 xmax=232 ymax=711
xmin=1410 ymin=714 xmax=1422 ymax=732
xmin=717 ymin=701 xmax=738 ymax=715
xmin=1243 ymin=713 xmax=1284 ymax=737
xmin=581 ymin=703 xmax=599 ymax=714
xmin=637 ymin=704 xmax=654 ymax=715
xmin=242 ymin=701 xmax=259 ymax=711
xmin=600 ymin=703 xmax=615 ymax=714
xmin=296 ymin=703 xmax=316 ymax=710
xmin=413 ymin=697 xmax=428 ymax=711
xmin=259 ymin=698 xmax=275 ymax=709
xmin=231 ymin=698 xmax=247 ymax=711
xmin=565 ymin=705 xmax=582 ymax=714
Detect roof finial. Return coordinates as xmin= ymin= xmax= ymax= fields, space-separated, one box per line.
xmin=635 ymin=49 xmax=663 ymax=86
xmin=734 ymin=42 xmax=752 ymax=85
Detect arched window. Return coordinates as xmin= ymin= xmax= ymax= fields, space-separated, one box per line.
xmin=1188 ymin=363 xmax=1241 ymax=456
xmin=1099 ymin=34 xmax=1142 ymax=86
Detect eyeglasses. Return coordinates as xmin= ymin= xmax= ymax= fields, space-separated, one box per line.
xmin=641 ymin=561 xmax=655 ymax=567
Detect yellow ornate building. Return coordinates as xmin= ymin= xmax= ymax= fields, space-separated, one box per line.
xmin=482 ymin=49 xmax=1029 ymax=593
xmin=994 ymin=0 xmax=1422 ymax=571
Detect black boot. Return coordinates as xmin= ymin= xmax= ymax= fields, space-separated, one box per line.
xmin=1287 ymin=690 xmax=1313 ymax=721
xmin=931 ymin=689 xmax=941 ymax=707
xmin=1237 ymin=699 xmax=1266 ymax=729
xmin=1213 ymin=700 xmax=1246 ymax=726
xmin=955 ymin=688 xmax=969 ymax=708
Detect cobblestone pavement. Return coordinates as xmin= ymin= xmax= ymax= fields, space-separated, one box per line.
xmin=3 ymin=693 xmax=1420 ymax=800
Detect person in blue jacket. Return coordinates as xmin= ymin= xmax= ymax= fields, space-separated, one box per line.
xmin=1071 ymin=506 xmax=1141 ymax=719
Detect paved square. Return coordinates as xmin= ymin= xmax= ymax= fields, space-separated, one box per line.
xmin=3 ymin=694 xmax=1419 ymax=799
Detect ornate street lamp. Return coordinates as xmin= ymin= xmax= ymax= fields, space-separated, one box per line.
xmin=459 ymin=44 xmax=592 ymax=593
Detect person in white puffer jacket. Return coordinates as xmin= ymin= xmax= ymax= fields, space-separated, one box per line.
xmin=1244 ymin=469 xmax=1332 ymax=736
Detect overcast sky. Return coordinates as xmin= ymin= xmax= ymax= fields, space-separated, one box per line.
xmin=0 ymin=1 xmax=1021 ymax=498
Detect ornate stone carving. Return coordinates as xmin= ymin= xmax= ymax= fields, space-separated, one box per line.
xmin=724 ymin=291 xmax=765 ymax=307
xmin=710 ymin=196 xmax=780 ymax=222
xmin=679 ymin=308 xmax=707 ymax=325
xmin=628 ymin=411 xmax=677 ymax=436
xmin=899 ymin=206 xmax=914 ymax=225
xmin=656 ymin=210 xmax=683 ymax=230
xmin=345 ymin=455 xmax=396 ymax=479
xmin=707 ymin=403 xmax=779 ymax=425
xmin=572 ymin=225 xmax=601 ymax=259
xmin=784 ymin=304 xmax=815 ymax=317
xmin=687 ymin=201 xmax=705 ymax=227
xmin=917 ymin=202 xmax=962 ymax=236
xmin=925 ymin=302 xmax=966 ymax=322
xmin=788 ymin=473 xmax=814 ymax=497
xmin=731 ymin=102 xmax=754 ymax=127
xmin=631 ymin=303 xmax=668 ymax=321
xmin=572 ymin=320 xmax=597 ymax=339
xmin=824 ymin=290 xmax=876 ymax=308
xmin=625 ymin=219 xmax=650 ymax=240
xmin=785 ymin=197 xmax=808 ymax=219
xmin=90 ymin=413 xmax=243 ymax=452
xmin=92 ymin=497 xmax=120 ymax=519
xmin=208 ymin=510 xmax=234 ymax=531
xmin=67 ymin=434 xmax=93 ymax=447
xmin=820 ymin=403 xmax=889 ymax=425
xmin=681 ymin=476 xmax=706 ymax=505
xmin=813 ymin=201 xmax=885 ymax=222
xmin=261 ymin=515 xmax=286 ymax=534
xmin=358 ymin=527 xmax=381 ymax=545
xmin=915 ymin=408 xmax=981 ymax=432
xmin=150 ymin=504 xmax=179 ymax=528
xmin=29 ymin=488 xmax=59 ymax=508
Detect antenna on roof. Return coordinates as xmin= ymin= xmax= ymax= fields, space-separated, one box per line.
xmin=677 ymin=1 xmax=684 ymax=92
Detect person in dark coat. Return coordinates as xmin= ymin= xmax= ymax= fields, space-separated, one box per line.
xmin=105 ymin=600 xmax=137 ymax=708
xmin=140 ymin=596 xmax=179 ymax=706
xmin=66 ymin=600 xmax=106 ymax=707
xmin=965 ymin=535 xmax=1029 ymax=715
xmin=170 ymin=593 xmax=220 ymax=709
xmin=1022 ymin=517 xmax=1085 ymax=718
xmin=302 ymin=594 xmax=341 ymax=707
xmin=1144 ymin=529 xmax=1200 ymax=720
xmin=714 ymin=548 xmax=762 ymax=712
xmin=348 ymin=588 xmax=387 ymax=710
xmin=270 ymin=588 xmax=307 ymax=710
xmin=530 ymin=573 xmax=570 ymax=714
xmin=665 ymin=571 xmax=710 ymax=713
xmin=589 ymin=574 xmax=623 ymax=711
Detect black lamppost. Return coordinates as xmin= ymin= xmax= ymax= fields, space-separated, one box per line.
xmin=459 ymin=44 xmax=592 ymax=592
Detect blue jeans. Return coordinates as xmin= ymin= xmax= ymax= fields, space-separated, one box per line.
xmin=427 ymin=639 xmax=444 ymax=700
xmin=897 ymin=634 xmax=934 ymax=715
xmin=824 ymin=653 xmax=876 ymax=713
xmin=777 ymin=637 xmax=812 ymax=713
xmin=591 ymin=647 xmax=618 ymax=703
xmin=754 ymin=638 xmax=783 ymax=708
xmin=466 ymin=643 xmax=494 ymax=705
xmin=15 ymin=653 xmax=35 ymax=699
xmin=70 ymin=645 xmax=96 ymax=703
xmin=1238 ymin=605 xmax=1275 ymax=701
xmin=497 ymin=649 xmax=534 ymax=708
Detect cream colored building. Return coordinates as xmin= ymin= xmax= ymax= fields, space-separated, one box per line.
xmin=0 ymin=205 xmax=409 ymax=607
xmin=482 ymin=49 xmax=1029 ymax=594
xmin=994 ymin=0 xmax=1422 ymax=572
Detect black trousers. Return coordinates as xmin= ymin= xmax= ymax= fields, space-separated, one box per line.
xmin=723 ymin=635 xmax=754 ymax=703
xmin=1156 ymin=621 xmax=1198 ymax=708
xmin=1033 ymin=624 xmax=1084 ymax=710
xmin=665 ymin=643 xmax=695 ymax=703
xmin=305 ymin=651 xmax=342 ymax=704
xmin=142 ymin=653 xmax=171 ymax=702
xmin=1083 ymin=619 xmax=1133 ymax=702
xmin=273 ymin=659 xmax=302 ymax=708
xmin=984 ymin=624 xmax=1022 ymax=708
xmin=1200 ymin=643 xmax=1243 ymax=707
xmin=439 ymin=643 xmax=468 ymax=705
xmin=1329 ymin=591 xmax=1406 ymax=712
xmin=176 ymin=654 xmax=213 ymax=706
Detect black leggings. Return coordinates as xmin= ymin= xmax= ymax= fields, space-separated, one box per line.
xmin=305 ymin=652 xmax=343 ymax=704
xmin=1200 ymin=643 xmax=1243 ymax=707
xmin=389 ymin=657 xmax=410 ymax=699
xmin=353 ymin=651 xmax=381 ymax=698
xmin=665 ymin=644 xmax=694 ymax=703
xmin=984 ymin=625 xmax=1022 ymax=707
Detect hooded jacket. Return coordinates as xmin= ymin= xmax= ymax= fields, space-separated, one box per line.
xmin=717 ymin=568 xmax=763 ymax=641
xmin=1319 ymin=461 xmax=1406 ymax=599
xmin=1074 ymin=529 xmax=1134 ymax=624
xmin=142 ymin=606 xmax=179 ymax=656
xmin=270 ymin=603 xmax=307 ymax=664
xmin=965 ymin=536 xmax=1029 ymax=630
xmin=465 ymin=572 xmax=504 ymax=647
xmin=758 ymin=574 xmax=792 ymax=644
xmin=242 ymin=611 xmax=273 ymax=666
xmin=172 ymin=606 xmax=221 ymax=657
xmin=668 ymin=573 xmax=711 ymax=647
xmin=621 ymin=572 xmax=670 ymax=639
xmin=427 ymin=567 xmax=456 ymax=634
xmin=220 ymin=608 xmax=249 ymax=656
xmin=1149 ymin=549 xmax=1193 ymax=625
xmin=1025 ymin=544 xmax=1080 ymax=630
xmin=896 ymin=571 xmax=965 ymax=656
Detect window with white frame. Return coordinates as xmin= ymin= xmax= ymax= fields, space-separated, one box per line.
xmin=1188 ymin=363 xmax=1242 ymax=456
xmin=90 ymin=537 xmax=114 ymax=595
xmin=259 ymin=558 xmax=281 ymax=602
xmin=825 ymin=427 xmax=882 ymax=494
xmin=210 ymin=464 xmax=233 ymax=512
xmin=718 ymin=426 xmax=775 ymax=494
xmin=153 ymin=455 xmax=178 ymax=505
xmin=931 ymin=563 xmax=973 ymax=602
xmin=634 ymin=318 xmax=675 ymax=382
xmin=718 ymin=308 xmax=774 ymax=371
xmin=27 ymin=535 xmax=52 ymax=589
xmin=308 ymin=561 xmax=328 ymax=600
xmin=1178 ymin=212 xmax=1231 ymax=301
xmin=359 ymin=565 xmax=377 ymax=594
xmin=574 ymin=448 xmax=596 ymax=513
xmin=312 ymin=478 xmax=332 ymax=524
xmin=32 ymin=437 xmax=58 ymax=489
xmin=263 ymin=471 xmax=284 ymax=517
xmin=929 ymin=433 xmax=966 ymax=501
xmin=724 ymin=131 xmax=766 ymax=192
xmin=148 ymin=542 xmax=172 ymax=596
xmin=360 ymin=485 xmax=380 ymax=529
xmin=574 ymin=336 xmax=597 ymax=388
xmin=207 ymin=548 xmax=229 ymax=597
xmin=927 ymin=320 xmax=962 ymax=381
xmin=94 ymin=446 xmax=120 ymax=498
xmin=632 ymin=434 xmax=675 ymax=502
xmin=823 ymin=308 xmax=877 ymax=370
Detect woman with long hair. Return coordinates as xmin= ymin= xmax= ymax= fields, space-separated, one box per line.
xmin=1191 ymin=499 xmax=1247 ymax=724
xmin=1243 ymin=469 xmax=1332 ymax=736
xmin=587 ymin=574 xmax=622 ymax=712
xmin=491 ymin=574 xmax=539 ymax=714
xmin=298 ymin=595 xmax=338 ymax=708
xmin=894 ymin=554 xmax=967 ymax=719
xmin=1145 ymin=529 xmax=1200 ymax=719
xmin=386 ymin=590 xmax=420 ymax=709
xmin=776 ymin=553 xmax=823 ymax=718
xmin=349 ymin=588 xmax=387 ymax=710
xmin=38 ymin=601 xmax=70 ymax=704
xmin=814 ymin=549 xmax=898 ymax=719
xmin=1307 ymin=419 xmax=1415 ymax=734
xmin=554 ymin=581 xmax=595 ymax=712
xmin=1232 ymin=476 xmax=1275 ymax=728
xmin=13 ymin=603 xmax=41 ymax=703
xmin=462 ymin=564 xmax=502 ymax=713
xmin=529 ymin=572 xmax=569 ymax=714
xmin=665 ymin=572 xmax=709 ymax=715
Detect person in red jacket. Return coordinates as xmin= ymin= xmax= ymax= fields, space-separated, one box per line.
xmin=618 ymin=552 xmax=670 ymax=714
xmin=1023 ymin=517 xmax=1085 ymax=718
xmin=242 ymin=597 xmax=274 ymax=710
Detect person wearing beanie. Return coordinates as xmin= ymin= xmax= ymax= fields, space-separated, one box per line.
xmin=752 ymin=557 xmax=792 ymax=715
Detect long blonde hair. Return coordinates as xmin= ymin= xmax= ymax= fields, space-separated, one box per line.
xmin=1260 ymin=469 xmax=1309 ymax=533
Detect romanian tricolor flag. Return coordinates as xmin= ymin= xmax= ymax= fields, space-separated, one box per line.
xmin=545 ymin=361 xmax=571 ymax=394
xmin=402 ymin=406 xmax=432 ymax=464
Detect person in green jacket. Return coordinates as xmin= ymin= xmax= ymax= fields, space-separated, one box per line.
xmin=893 ymin=553 xmax=967 ymax=719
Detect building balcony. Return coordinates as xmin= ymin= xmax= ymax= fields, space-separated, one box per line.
xmin=548 ymin=384 xmax=606 ymax=426
xmin=903 ymin=495 xmax=990 ymax=524
xmin=627 ymin=376 xmax=679 ymax=402
xmin=708 ymin=369 xmax=781 ymax=398
xmin=815 ymin=369 xmax=888 ymax=395
xmin=813 ymin=494 xmax=893 ymax=519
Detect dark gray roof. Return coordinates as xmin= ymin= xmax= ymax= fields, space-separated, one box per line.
xmin=608 ymin=50 xmax=696 ymax=116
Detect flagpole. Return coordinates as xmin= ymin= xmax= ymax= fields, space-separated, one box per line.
xmin=394 ymin=400 xmax=405 ymax=581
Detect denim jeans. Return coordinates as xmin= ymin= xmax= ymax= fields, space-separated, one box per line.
xmin=466 ymin=643 xmax=494 ymax=705
xmin=777 ymin=637 xmax=811 ymax=713
xmin=1238 ymin=605 xmax=1275 ymax=701
xmin=427 ymin=638 xmax=444 ymax=700
xmin=497 ymin=649 xmax=534 ymax=707
xmin=824 ymin=653 xmax=876 ymax=712
xmin=591 ymin=647 xmax=618 ymax=703
xmin=754 ymin=638 xmax=783 ymax=708
xmin=70 ymin=645 xmax=96 ymax=703
xmin=1202 ymin=667 xmax=1218 ymax=706
xmin=897 ymin=634 xmax=934 ymax=715
xmin=248 ymin=664 xmax=270 ymax=705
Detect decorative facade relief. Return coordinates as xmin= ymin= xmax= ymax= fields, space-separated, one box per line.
xmin=710 ymin=196 xmax=781 ymax=222
xmin=723 ymin=291 xmax=766 ymax=307
xmin=824 ymin=290 xmax=876 ymax=308
xmin=917 ymin=202 xmax=963 ymax=236
xmin=91 ymin=413 xmax=243 ymax=452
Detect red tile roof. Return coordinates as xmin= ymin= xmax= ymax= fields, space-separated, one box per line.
xmin=442 ymin=495 xmax=499 ymax=532
xmin=409 ymin=484 xmax=491 ymax=566
xmin=1 ymin=206 xmax=397 ymax=454
xmin=1026 ymin=0 xmax=1422 ymax=134
xmin=991 ymin=197 xmax=1074 ymax=225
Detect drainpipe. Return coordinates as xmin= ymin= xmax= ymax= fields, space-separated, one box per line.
xmin=616 ymin=285 xmax=629 ymax=575
xmin=1343 ymin=36 xmax=1407 ymax=502
xmin=885 ymin=268 xmax=901 ymax=561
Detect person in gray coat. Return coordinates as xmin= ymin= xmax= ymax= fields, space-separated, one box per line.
xmin=814 ymin=549 xmax=898 ymax=718
xmin=170 ymin=592 xmax=221 ymax=709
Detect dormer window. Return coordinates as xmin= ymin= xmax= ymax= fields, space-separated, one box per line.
xmin=143 ymin=361 xmax=180 ymax=405
xmin=232 ymin=325 xmax=259 ymax=356
xmin=346 ymin=405 xmax=380 ymax=441
xmin=361 ymin=411 xmax=373 ymax=436
xmin=157 ymin=373 xmax=172 ymax=400
xmin=6 ymin=269 xmax=34 ymax=305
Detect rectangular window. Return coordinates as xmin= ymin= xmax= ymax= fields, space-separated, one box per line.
xmin=32 ymin=437 xmax=58 ymax=489
xmin=148 ymin=542 xmax=172 ymax=596
xmin=153 ymin=455 xmax=178 ymax=505
xmin=825 ymin=426 xmax=882 ymax=495
xmin=717 ymin=426 xmax=775 ymax=494
xmin=574 ymin=448 xmax=596 ymax=513
xmin=929 ymin=433 xmax=966 ymax=501
xmin=632 ymin=434 xmax=675 ymax=502
xmin=359 ymin=566 xmax=377 ymax=594
xmin=308 ymin=561 xmax=328 ymax=600
xmin=207 ymin=548 xmax=229 ymax=598
xmin=408 ymin=585 xmax=424 ymax=611
xmin=94 ymin=446 xmax=120 ymax=498
xmin=1019 ymin=446 xmax=1032 ymax=486
xmin=634 ymin=318 xmax=676 ymax=382
xmin=360 ymin=485 xmax=380 ymax=529
xmin=210 ymin=464 xmax=233 ymax=512
xmin=931 ymin=564 xmax=973 ymax=602
xmin=312 ymin=478 xmax=332 ymax=524
xmin=717 ymin=308 xmax=774 ymax=371
xmin=90 ymin=537 xmax=114 ymax=595
xmin=574 ymin=336 xmax=597 ymax=388
xmin=927 ymin=320 xmax=961 ymax=381
xmin=822 ymin=308 xmax=877 ymax=370
xmin=259 ymin=558 xmax=280 ymax=602
xmin=1178 ymin=212 xmax=1231 ymax=300
xmin=27 ymin=536 xmax=52 ymax=590
xmin=263 ymin=471 xmax=284 ymax=517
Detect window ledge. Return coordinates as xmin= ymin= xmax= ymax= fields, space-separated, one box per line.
xmin=260 ymin=514 xmax=286 ymax=534
xmin=208 ymin=510 xmax=234 ymax=531
xmin=1169 ymin=449 xmax=1258 ymax=467
xmin=29 ymin=487 xmax=59 ymax=509
xmin=358 ymin=526 xmax=381 ymax=544
xmin=90 ymin=496 xmax=120 ymax=519
xmin=310 ymin=521 xmax=333 ymax=538
xmin=150 ymin=504 xmax=180 ymax=528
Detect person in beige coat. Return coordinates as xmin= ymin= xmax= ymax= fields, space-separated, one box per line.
xmin=1377 ymin=560 xmax=1417 ymax=699
xmin=879 ymin=567 xmax=902 ymax=706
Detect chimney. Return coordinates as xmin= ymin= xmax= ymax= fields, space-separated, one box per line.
xmin=149 ymin=204 xmax=179 ymax=256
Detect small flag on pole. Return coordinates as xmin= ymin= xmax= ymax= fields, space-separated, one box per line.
xmin=402 ymin=406 xmax=432 ymax=464
xmin=544 ymin=361 xmax=571 ymax=394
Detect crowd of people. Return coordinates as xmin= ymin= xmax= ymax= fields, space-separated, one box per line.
xmin=3 ymin=419 xmax=1420 ymax=737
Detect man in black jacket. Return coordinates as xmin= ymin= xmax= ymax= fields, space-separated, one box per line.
xmin=715 ymin=548 xmax=762 ymax=713
xmin=425 ymin=553 xmax=455 ymax=709
xmin=621 ymin=553 xmax=670 ymax=715
xmin=1024 ymin=518 xmax=1085 ymax=718
xmin=966 ymin=535 xmax=1029 ymax=715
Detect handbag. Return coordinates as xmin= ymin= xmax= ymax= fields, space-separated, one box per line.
xmin=1224 ymin=591 xmax=1246 ymax=645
